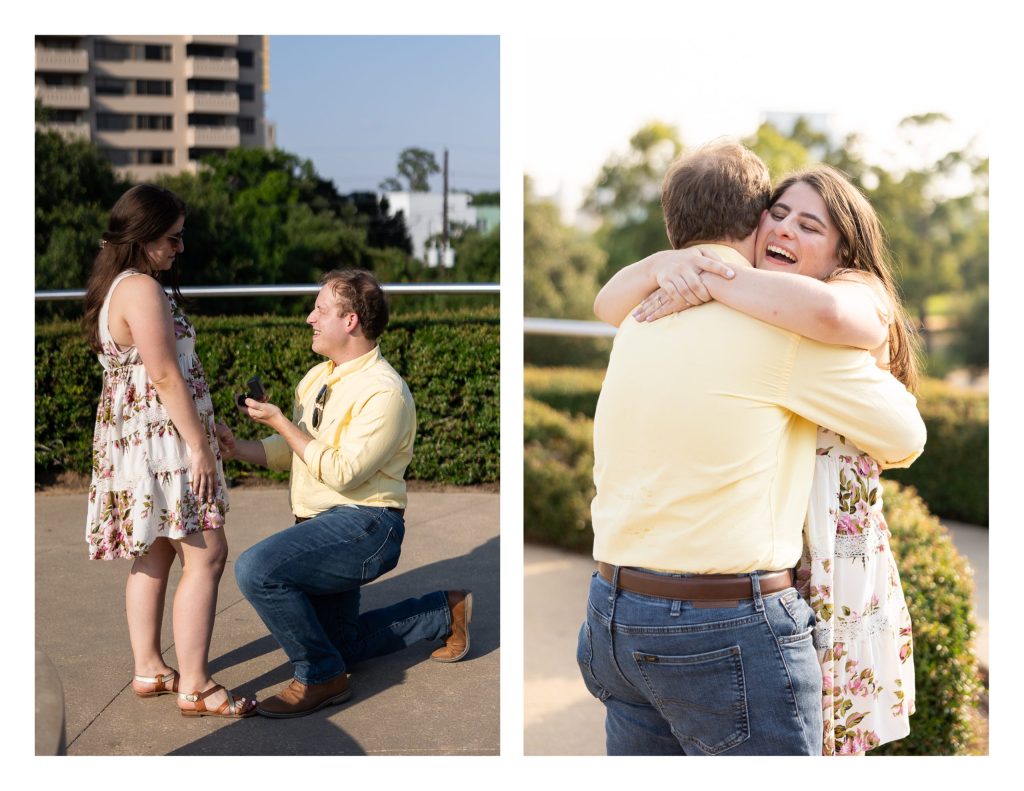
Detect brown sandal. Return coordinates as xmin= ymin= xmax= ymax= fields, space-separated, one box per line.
xmin=178 ymin=684 xmax=257 ymax=718
xmin=132 ymin=670 xmax=180 ymax=698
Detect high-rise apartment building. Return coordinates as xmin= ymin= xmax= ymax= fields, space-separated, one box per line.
xmin=35 ymin=35 xmax=271 ymax=181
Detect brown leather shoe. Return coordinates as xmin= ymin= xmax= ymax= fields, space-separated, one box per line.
xmin=431 ymin=590 xmax=473 ymax=662
xmin=256 ymin=673 xmax=352 ymax=719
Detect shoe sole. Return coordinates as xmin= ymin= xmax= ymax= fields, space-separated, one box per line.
xmin=256 ymin=688 xmax=353 ymax=719
xmin=431 ymin=591 xmax=473 ymax=663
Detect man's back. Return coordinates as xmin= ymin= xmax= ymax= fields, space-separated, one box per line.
xmin=592 ymin=297 xmax=925 ymax=574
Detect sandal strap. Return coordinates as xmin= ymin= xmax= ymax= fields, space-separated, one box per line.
xmin=134 ymin=671 xmax=176 ymax=685
xmin=178 ymin=683 xmax=226 ymax=713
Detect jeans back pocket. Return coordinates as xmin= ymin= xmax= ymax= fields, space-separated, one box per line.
xmin=633 ymin=645 xmax=750 ymax=755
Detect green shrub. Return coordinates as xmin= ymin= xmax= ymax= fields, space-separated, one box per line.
xmin=884 ymin=378 xmax=988 ymax=526
xmin=36 ymin=308 xmax=498 ymax=486
xmin=523 ymin=398 xmax=595 ymax=552
xmin=874 ymin=482 xmax=983 ymax=755
xmin=524 ymin=401 xmax=983 ymax=754
xmin=524 ymin=335 xmax=612 ymax=369
xmin=524 ymin=367 xmax=988 ymax=525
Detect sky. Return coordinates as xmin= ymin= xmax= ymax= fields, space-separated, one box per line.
xmin=523 ymin=31 xmax=992 ymax=224
xmin=267 ymin=36 xmax=499 ymax=196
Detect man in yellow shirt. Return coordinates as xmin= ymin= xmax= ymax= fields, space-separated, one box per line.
xmin=582 ymin=142 xmax=925 ymax=754
xmin=224 ymin=269 xmax=472 ymax=718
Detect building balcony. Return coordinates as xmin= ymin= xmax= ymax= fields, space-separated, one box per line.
xmin=187 ymin=126 xmax=240 ymax=148
xmin=184 ymin=35 xmax=238 ymax=46
xmin=35 ymin=47 xmax=89 ymax=73
xmin=185 ymin=56 xmax=239 ymax=81
xmin=186 ymin=91 xmax=240 ymax=114
xmin=35 ymin=85 xmax=90 ymax=110
xmin=37 ymin=122 xmax=91 ymax=142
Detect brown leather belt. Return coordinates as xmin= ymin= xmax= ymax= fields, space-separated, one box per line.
xmin=597 ymin=562 xmax=793 ymax=601
xmin=295 ymin=507 xmax=405 ymax=524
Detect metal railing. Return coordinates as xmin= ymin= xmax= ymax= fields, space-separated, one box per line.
xmin=36 ymin=282 xmax=501 ymax=302
xmin=523 ymin=317 xmax=615 ymax=338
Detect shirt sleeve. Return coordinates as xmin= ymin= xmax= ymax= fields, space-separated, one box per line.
xmin=261 ymin=434 xmax=292 ymax=471
xmin=782 ymin=337 xmax=926 ymax=468
xmin=301 ymin=388 xmax=411 ymax=492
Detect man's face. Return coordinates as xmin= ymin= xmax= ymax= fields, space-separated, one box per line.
xmin=307 ymin=285 xmax=355 ymax=360
xmin=754 ymin=181 xmax=840 ymax=280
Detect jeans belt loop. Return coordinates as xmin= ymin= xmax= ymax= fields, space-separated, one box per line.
xmin=750 ymin=570 xmax=765 ymax=612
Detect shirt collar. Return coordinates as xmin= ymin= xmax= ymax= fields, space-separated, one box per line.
xmin=323 ymin=344 xmax=381 ymax=383
xmin=695 ymin=243 xmax=754 ymax=270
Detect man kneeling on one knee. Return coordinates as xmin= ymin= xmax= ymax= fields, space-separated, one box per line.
xmin=221 ymin=268 xmax=471 ymax=719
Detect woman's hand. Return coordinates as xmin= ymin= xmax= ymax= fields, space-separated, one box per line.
xmin=214 ymin=421 xmax=236 ymax=460
xmin=190 ymin=443 xmax=219 ymax=504
xmin=238 ymin=397 xmax=284 ymax=430
xmin=632 ymin=247 xmax=734 ymax=322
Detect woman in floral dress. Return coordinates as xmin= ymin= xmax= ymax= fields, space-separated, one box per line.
xmin=594 ymin=164 xmax=921 ymax=754
xmin=83 ymin=184 xmax=254 ymax=718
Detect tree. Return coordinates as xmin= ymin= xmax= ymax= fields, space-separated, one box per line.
xmin=394 ymin=147 xmax=440 ymax=192
xmin=582 ymin=121 xmax=682 ymax=282
xmin=525 ymin=176 xmax=606 ymax=319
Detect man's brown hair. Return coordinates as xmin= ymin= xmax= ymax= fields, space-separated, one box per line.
xmin=661 ymin=139 xmax=771 ymax=249
xmin=319 ymin=268 xmax=389 ymax=341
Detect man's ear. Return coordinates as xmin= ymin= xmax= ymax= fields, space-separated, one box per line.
xmin=345 ymin=312 xmax=361 ymax=334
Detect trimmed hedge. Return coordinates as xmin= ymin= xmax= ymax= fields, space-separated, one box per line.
xmin=884 ymin=378 xmax=988 ymax=526
xmin=524 ymin=401 xmax=982 ymax=754
xmin=525 ymin=366 xmax=988 ymax=526
xmin=36 ymin=308 xmax=499 ymax=485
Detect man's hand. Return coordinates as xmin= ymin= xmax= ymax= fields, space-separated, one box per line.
xmin=238 ymin=397 xmax=285 ymax=430
xmin=214 ymin=421 xmax=236 ymax=460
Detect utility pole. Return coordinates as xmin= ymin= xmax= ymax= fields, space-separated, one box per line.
xmin=442 ymin=147 xmax=449 ymax=253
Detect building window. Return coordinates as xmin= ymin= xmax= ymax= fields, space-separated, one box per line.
xmin=187 ymin=78 xmax=231 ymax=93
xmin=138 ymin=149 xmax=174 ymax=165
xmin=143 ymin=44 xmax=171 ymax=61
xmin=51 ymin=109 xmax=83 ymax=123
xmin=236 ymin=82 xmax=255 ymax=101
xmin=186 ymin=43 xmax=229 ymax=58
xmin=236 ymin=49 xmax=254 ymax=68
xmin=96 ymin=113 xmax=132 ymax=131
xmin=137 ymin=114 xmax=173 ymax=131
xmin=237 ymin=116 xmax=256 ymax=134
xmin=40 ymin=74 xmax=80 ymax=86
xmin=135 ymin=80 xmax=173 ymax=96
xmin=188 ymin=113 xmax=234 ymax=127
xmin=95 ymin=41 xmax=131 ymax=61
xmin=95 ymin=77 xmax=129 ymax=96
xmin=99 ymin=147 xmax=132 ymax=166
xmin=36 ymin=37 xmax=80 ymax=50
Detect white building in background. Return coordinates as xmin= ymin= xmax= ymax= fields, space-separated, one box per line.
xmin=382 ymin=191 xmax=478 ymax=263
xmin=35 ymin=35 xmax=270 ymax=182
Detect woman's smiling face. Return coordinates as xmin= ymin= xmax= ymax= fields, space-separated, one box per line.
xmin=754 ymin=181 xmax=840 ymax=280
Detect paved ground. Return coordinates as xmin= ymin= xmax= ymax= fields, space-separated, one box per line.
xmin=524 ymin=520 xmax=988 ymax=756
xmin=35 ymin=487 xmax=499 ymax=756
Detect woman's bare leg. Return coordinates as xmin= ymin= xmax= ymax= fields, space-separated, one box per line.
xmin=173 ymin=528 xmax=231 ymax=709
xmin=126 ymin=538 xmax=177 ymax=684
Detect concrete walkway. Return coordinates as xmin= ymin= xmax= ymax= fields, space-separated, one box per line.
xmin=35 ymin=487 xmax=499 ymax=756
xmin=524 ymin=520 xmax=988 ymax=756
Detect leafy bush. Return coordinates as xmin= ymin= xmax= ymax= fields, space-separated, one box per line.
xmin=874 ymin=483 xmax=983 ymax=755
xmin=523 ymin=398 xmax=595 ymax=552
xmin=36 ymin=309 xmax=498 ymax=486
xmin=524 ymin=403 xmax=983 ymax=755
xmin=884 ymin=377 xmax=988 ymax=526
xmin=525 ymin=367 xmax=988 ymax=526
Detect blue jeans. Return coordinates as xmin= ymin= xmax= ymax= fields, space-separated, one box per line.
xmin=577 ymin=568 xmax=822 ymax=755
xmin=235 ymin=505 xmax=451 ymax=685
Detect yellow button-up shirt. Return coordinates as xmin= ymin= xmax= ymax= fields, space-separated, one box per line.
xmin=261 ymin=346 xmax=416 ymax=518
xmin=591 ymin=244 xmax=926 ymax=574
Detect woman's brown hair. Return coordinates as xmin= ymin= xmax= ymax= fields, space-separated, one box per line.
xmin=82 ymin=184 xmax=187 ymax=353
xmin=770 ymin=166 xmax=921 ymax=391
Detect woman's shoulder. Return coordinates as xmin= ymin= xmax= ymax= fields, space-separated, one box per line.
xmin=827 ymin=268 xmax=894 ymax=323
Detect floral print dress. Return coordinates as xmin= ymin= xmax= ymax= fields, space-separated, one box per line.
xmin=85 ymin=270 xmax=228 ymax=559
xmin=796 ymin=427 xmax=914 ymax=754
